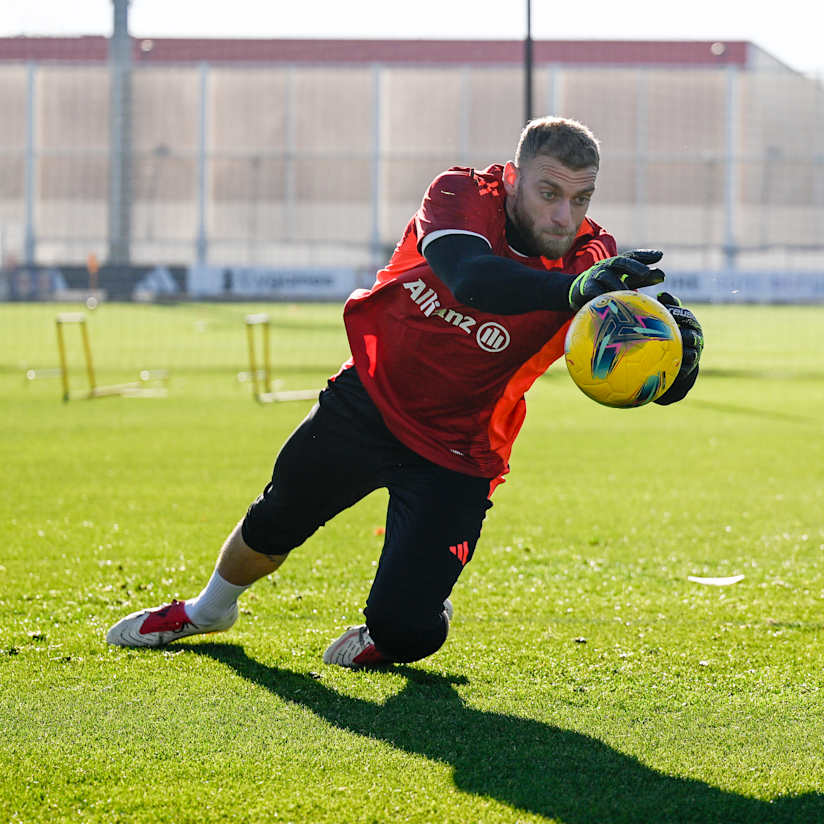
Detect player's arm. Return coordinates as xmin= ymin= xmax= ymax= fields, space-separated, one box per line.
xmin=424 ymin=233 xmax=666 ymax=315
xmin=423 ymin=232 xmax=574 ymax=314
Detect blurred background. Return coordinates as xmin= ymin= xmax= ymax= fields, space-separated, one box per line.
xmin=1 ymin=0 xmax=822 ymax=303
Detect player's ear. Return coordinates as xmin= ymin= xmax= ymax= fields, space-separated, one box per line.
xmin=502 ymin=161 xmax=519 ymax=195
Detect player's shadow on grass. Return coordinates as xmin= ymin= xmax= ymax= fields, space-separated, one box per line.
xmin=182 ymin=642 xmax=822 ymax=824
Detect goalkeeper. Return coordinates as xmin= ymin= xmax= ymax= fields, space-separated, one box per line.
xmin=107 ymin=116 xmax=703 ymax=666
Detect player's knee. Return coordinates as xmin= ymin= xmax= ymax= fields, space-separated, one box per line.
xmin=241 ymin=504 xmax=315 ymax=557
xmin=365 ymin=600 xmax=449 ymax=663
xmin=242 ymin=496 xmax=362 ymax=558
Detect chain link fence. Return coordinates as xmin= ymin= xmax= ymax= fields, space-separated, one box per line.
xmin=1 ymin=51 xmax=823 ymax=284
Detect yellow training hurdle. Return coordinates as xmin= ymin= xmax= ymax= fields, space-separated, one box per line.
xmin=244 ymin=313 xmax=318 ymax=403
xmin=55 ymin=312 xmax=167 ymax=401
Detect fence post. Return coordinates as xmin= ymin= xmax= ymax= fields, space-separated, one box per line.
xmin=195 ymin=61 xmax=209 ymax=265
xmin=284 ymin=65 xmax=297 ymax=242
xmin=24 ymin=61 xmax=37 ymax=266
xmin=545 ymin=64 xmax=562 ymax=116
xmin=107 ymin=0 xmax=132 ymax=264
xmin=635 ymin=68 xmax=649 ymax=246
xmin=459 ymin=66 xmax=471 ymax=164
xmin=369 ymin=64 xmax=384 ymax=270
xmin=723 ymin=64 xmax=740 ymax=271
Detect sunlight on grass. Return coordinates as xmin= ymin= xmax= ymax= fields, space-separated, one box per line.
xmin=1 ymin=303 xmax=823 ymax=823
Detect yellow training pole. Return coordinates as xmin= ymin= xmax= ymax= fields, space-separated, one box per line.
xmin=245 ymin=317 xmax=259 ymax=399
xmin=56 ymin=313 xmax=92 ymax=401
xmin=55 ymin=316 xmax=71 ymax=402
xmin=79 ymin=316 xmax=97 ymax=395
xmin=261 ymin=319 xmax=271 ymax=396
xmin=245 ymin=313 xmax=271 ymax=401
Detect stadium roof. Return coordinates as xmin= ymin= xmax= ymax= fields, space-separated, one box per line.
xmin=0 ymin=36 xmax=755 ymax=67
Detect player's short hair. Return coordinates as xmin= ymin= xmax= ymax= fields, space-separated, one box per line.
xmin=515 ymin=116 xmax=600 ymax=171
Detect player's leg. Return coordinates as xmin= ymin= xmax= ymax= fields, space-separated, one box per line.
xmin=323 ymin=462 xmax=492 ymax=667
xmin=104 ymin=518 xmax=294 ymax=649
xmin=216 ymin=521 xmax=289 ymax=585
xmin=106 ymin=382 xmax=385 ymax=648
xmin=366 ymin=466 xmax=492 ymax=662
xmin=181 ymin=520 xmax=288 ymax=628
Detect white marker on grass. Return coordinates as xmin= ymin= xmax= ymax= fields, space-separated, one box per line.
xmin=687 ymin=575 xmax=745 ymax=586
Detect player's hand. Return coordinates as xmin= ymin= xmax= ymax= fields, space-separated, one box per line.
xmin=568 ymin=250 xmax=666 ymax=311
xmin=656 ymin=292 xmax=703 ymax=376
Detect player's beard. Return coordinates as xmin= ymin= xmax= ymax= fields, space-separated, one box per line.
xmin=507 ymin=189 xmax=576 ymax=259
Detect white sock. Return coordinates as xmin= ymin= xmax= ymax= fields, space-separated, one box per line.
xmin=185 ymin=569 xmax=250 ymax=626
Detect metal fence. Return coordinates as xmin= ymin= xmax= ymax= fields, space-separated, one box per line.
xmin=1 ymin=58 xmax=823 ymax=275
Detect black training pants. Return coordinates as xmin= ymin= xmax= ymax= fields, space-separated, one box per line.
xmin=241 ymin=368 xmax=493 ymax=662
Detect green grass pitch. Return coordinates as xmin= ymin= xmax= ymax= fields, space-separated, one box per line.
xmin=1 ymin=302 xmax=823 ymax=823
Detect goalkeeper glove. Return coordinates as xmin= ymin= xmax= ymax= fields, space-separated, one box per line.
xmin=569 ymin=250 xmax=666 ymax=311
xmin=653 ymin=292 xmax=703 ymax=405
xmin=656 ymin=292 xmax=703 ymax=376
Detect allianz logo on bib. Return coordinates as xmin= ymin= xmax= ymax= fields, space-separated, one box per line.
xmin=476 ymin=321 xmax=510 ymax=352
xmin=402 ymin=278 xmax=510 ymax=352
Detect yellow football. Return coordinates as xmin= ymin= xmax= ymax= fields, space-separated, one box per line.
xmin=564 ymin=290 xmax=682 ymax=408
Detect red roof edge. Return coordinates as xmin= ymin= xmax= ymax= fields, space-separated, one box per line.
xmin=0 ymin=35 xmax=750 ymax=67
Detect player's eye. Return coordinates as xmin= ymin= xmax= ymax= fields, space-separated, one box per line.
xmin=574 ymin=195 xmax=592 ymax=206
xmin=541 ymin=190 xmax=558 ymax=201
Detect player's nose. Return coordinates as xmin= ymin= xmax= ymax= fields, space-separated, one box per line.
xmin=549 ymin=198 xmax=572 ymax=227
